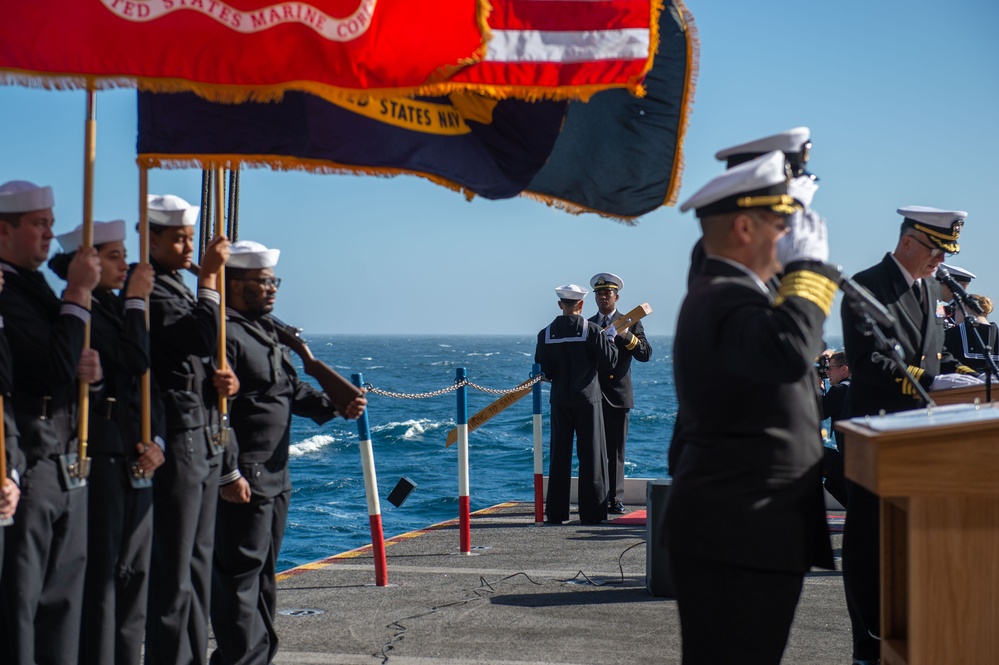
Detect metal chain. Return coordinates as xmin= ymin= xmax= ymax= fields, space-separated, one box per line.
xmin=465 ymin=374 xmax=546 ymax=395
xmin=362 ymin=374 xmax=547 ymax=400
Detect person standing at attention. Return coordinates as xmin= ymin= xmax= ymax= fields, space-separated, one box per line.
xmin=587 ymin=272 xmax=651 ymax=514
xmin=0 ymin=180 xmax=102 ymax=664
xmin=211 ymin=240 xmax=366 ymax=665
xmin=49 ymin=219 xmax=165 ymax=665
xmin=665 ymin=151 xmax=838 ymax=664
xmin=143 ymin=194 xmax=239 ymax=665
xmin=535 ymin=284 xmax=618 ymax=525
xmin=841 ymin=206 xmax=982 ymax=665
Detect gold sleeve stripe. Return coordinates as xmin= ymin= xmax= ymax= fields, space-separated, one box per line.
xmin=901 ymin=365 xmax=926 ymax=396
xmin=624 ymin=333 xmax=639 ymax=351
xmin=957 ymin=365 xmax=977 ymax=375
xmin=774 ymin=270 xmax=839 ymax=315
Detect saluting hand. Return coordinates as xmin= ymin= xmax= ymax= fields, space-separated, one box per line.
xmin=77 ymin=348 xmax=103 ymax=384
xmin=220 ymin=477 xmax=251 ymax=504
xmin=212 ymin=368 xmax=239 ymax=397
xmin=124 ymin=262 xmax=155 ymax=300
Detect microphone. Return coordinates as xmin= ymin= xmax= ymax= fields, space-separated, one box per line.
xmin=935 ymin=267 xmax=984 ymax=315
xmin=837 ymin=269 xmax=896 ymax=330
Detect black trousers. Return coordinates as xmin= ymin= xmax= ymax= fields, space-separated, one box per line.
xmin=601 ymin=402 xmax=629 ymax=503
xmin=146 ymin=428 xmax=222 ymax=665
xmin=80 ymin=455 xmax=154 ymax=665
xmin=546 ymin=401 xmax=607 ymax=523
xmin=669 ymin=550 xmax=804 ymax=665
xmin=843 ymin=479 xmax=881 ymax=660
xmin=211 ymin=488 xmax=290 ymax=665
xmin=1 ymin=457 xmax=88 ymax=665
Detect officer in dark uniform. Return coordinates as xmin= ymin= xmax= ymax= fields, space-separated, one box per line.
xmin=143 ymin=194 xmax=238 ymax=665
xmin=841 ymin=206 xmax=982 ymax=665
xmin=0 ymin=180 xmax=103 ymax=664
xmin=535 ymin=283 xmax=618 ymax=525
xmin=50 ymin=219 xmax=166 ymax=665
xmin=0 ymin=266 xmax=25 ymax=584
xmin=587 ymin=272 xmax=651 ymax=514
xmin=211 ymin=240 xmax=366 ymax=665
xmin=666 ymin=151 xmax=838 ymax=665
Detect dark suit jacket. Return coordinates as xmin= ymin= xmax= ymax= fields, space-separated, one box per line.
xmin=222 ymin=311 xmax=337 ymax=498
xmin=843 ymin=253 xmax=971 ymax=417
xmin=666 ymin=258 xmax=835 ymax=574
xmin=535 ymin=314 xmax=618 ymax=407
xmin=588 ymin=310 xmax=652 ymax=409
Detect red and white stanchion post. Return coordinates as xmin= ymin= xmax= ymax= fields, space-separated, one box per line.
xmin=532 ymin=363 xmax=544 ymax=525
xmin=456 ymin=367 xmax=471 ymax=553
xmin=352 ymin=373 xmax=388 ymax=586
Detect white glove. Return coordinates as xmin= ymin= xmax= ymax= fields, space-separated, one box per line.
xmin=604 ymin=324 xmax=617 ymax=339
xmin=776 ymin=207 xmax=829 ymax=267
xmin=929 ymin=373 xmax=985 ymax=390
xmin=788 ymin=176 xmax=819 ymax=207
xmin=977 ymin=373 xmax=999 ymax=383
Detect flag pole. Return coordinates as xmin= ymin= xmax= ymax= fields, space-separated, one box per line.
xmin=214 ymin=167 xmax=228 ymax=423
xmin=74 ymin=85 xmax=97 ymax=484
xmin=132 ymin=165 xmax=154 ymax=487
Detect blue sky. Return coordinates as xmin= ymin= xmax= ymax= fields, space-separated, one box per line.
xmin=1 ymin=0 xmax=997 ymax=340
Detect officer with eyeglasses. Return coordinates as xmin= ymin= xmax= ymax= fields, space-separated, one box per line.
xmin=840 ymin=205 xmax=983 ymax=665
xmin=212 ymin=240 xmax=366 ymax=665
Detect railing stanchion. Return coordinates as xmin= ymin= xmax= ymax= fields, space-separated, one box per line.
xmin=532 ymin=364 xmax=544 ymax=525
xmin=456 ymin=368 xmax=471 ymax=553
xmin=352 ymin=373 xmax=388 ymax=585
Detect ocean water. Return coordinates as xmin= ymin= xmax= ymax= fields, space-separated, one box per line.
xmin=280 ymin=334 xmax=678 ymax=571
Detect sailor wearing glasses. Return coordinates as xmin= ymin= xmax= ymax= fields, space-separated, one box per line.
xmin=840 ymin=205 xmax=983 ymax=665
xmin=212 ymin=241 xmax=365 ymax=665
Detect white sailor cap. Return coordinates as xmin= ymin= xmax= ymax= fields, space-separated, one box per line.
xmin=0 ymin=180 xmax=54 ymax=213
xmin=590 ymin=273 xmax=623 ymax=291
xmin=680 ymin=151 xmax=801 ymax=218
xmin=56 ymin=220 xmax=126 ymax=253
xmin=555 ymin=284 xmax=588 ymax=301
xmin=147 ymin=194 xmax=200 ymax=227
xmin=940 ymin=263 xmax=975 ymax=283
xmin=898 ymin=206 xmax=966 ymax=254
xmin=715 ymin=127 xmax=812 ymax=177
xmin=227 ymin=240 xmax=280 ymax=269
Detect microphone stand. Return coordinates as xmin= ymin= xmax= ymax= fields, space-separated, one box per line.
xmin=852 ymin=308 xmax=937 ymax=408
xmin=950 ymin=297 xmax=998 ymax=403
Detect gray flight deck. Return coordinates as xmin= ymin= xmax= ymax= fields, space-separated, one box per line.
xmin=257 ymin=501 xmax=850 ymax=665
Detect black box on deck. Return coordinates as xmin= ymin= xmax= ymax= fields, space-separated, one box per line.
xmin=646 ymin=479 xmax=674 ymax=598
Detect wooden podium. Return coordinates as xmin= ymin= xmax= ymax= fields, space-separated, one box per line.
xmin=836 ymin=402 xmax=999 ymax=665
xmin=928 ymin=383 xmax=997 ymax=406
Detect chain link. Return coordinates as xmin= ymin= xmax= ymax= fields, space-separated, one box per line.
xmin=362 ymin=373 xmax=547 ymax=400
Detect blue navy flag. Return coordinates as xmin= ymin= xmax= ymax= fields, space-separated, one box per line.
xmin=137 ymin=90 xmax=567 ymax=201
xmin=525 ymin=0 xmax=699 ymax=221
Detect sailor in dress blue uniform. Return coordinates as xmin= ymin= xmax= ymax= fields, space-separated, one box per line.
xmin=535 ymin=283 xmax=618 ymax=525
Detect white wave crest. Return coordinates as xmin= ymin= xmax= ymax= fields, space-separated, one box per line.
xmin=290 ymin=434 xmax=336 ymax=456
xmin=370 ymin=418 xmax=441 ymax=440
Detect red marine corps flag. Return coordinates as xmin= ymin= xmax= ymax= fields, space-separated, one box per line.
xmin=0 ymin=1 xmax=488 ymax=102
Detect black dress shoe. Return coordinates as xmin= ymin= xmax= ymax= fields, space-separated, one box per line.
xmin=545 ymin=518 xmax=564 ymax=525
xmin=608 ymin=500 xmax=626 ymax=514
